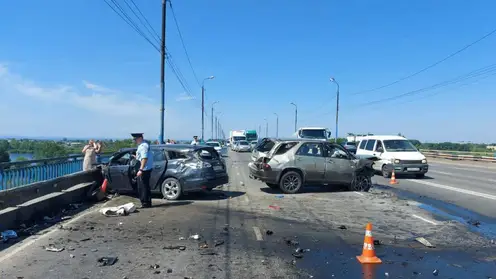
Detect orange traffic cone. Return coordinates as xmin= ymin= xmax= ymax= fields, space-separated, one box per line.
xmin=100 ymin=178 xmax=108 ymax=193
xmin=356 ymin=223 xmax=382 ymax=264
xmin=389 ymin=170 xmax=398 ymax=185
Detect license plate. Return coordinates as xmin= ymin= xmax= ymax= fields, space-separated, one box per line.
xmin=213 ymin=165 xmax=223 ymax=171
xmin=407 ymin=167 xmax=420 ymax=171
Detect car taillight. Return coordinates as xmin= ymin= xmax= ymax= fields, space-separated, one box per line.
xmin=262 ymin=163 xmax=271 ymax=170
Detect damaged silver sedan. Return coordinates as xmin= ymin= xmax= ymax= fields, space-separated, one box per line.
xmin=248 ymin=139 xmax=376 ymax=194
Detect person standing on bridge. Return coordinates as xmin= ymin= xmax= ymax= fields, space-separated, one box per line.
xmin=82 ymin=139 xmax=97 ymax=171
xmin=132 ymin=133 xmax=154 ymax=208
xmin=191 ymin=136 xmax=199 ymax=145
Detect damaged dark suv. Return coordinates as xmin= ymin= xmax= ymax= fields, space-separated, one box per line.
xmin=248 ymin=139 xmax=376 ymax=194
xmin=102 ymin=144 xmax=228 ymax=200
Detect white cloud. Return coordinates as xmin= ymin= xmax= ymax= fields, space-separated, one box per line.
xmin=82 ymin=80 xmax=118 ymax=93
xmin=176 ymin=92 xmax=196 ymax=102
xmin=0 ymin=64 xmax=199 ymax=139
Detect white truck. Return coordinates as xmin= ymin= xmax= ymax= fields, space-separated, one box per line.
xmin=293 ymin=127 xmax=331 ymax=141
xmin=229 ymin=130 xmax=247 ymax=146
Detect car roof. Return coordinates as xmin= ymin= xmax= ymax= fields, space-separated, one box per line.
xmin=360 ymin=135 xmax=406 ymax=141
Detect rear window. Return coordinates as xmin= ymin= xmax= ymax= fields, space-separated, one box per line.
xmin=273 ymin=142 xmax=298 ymax=155
xmin=257 ymin=139 xmax=275 ymax=152
xmin=196 ymin=148 xmax=219 ymax=160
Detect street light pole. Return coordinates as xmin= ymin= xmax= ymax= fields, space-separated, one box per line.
xmin=274 ymin=113 xmax=279 ymax=138
xmin=290 ymin=102 xmax=297 ymax=133
xmin=330 ymin=77 xmax=340 ymax=142
xmin=211 ymin=101 xmax=218 ymax=140
xmin=264 ymin=118 xmax=268 ymax=137
xmin=201 ymin=76 xmax=215 ymax=141
xmin=159 ymin=0 xmax=167 ymax=144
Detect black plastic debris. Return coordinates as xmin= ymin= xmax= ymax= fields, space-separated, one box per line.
xmin=199 ymin=249 xmax=218 ymax=255
xmin=338 ymin=225 xmax=347 ymax=230
xmin=98 ymin=257 xmax=118 ymax=266
xmin=167 ymin=268 xmax=173 ymax=273
xmin=373 ymin=240 xmax=381 ymax=246
xmin=284 ymin=238 xmax=299 ymax=247
xmin=266 ymin=230 xmax=273 ymax=235
xmin=433 ymin=269 xmax=439 ymax=276
xmin=214 ymin=240 xmax=225 ymax=247
xmin=468 ymin=220 xmax=481 ymax=227
xmin=150 ymin=264 xmax=160 ymax=269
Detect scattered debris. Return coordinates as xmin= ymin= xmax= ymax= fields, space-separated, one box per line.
xmin=163 ymin=245 xmax=186 ymax=251
xmin=284 ymin=238 xmax=299 ymax=247
xmin=167 ymin=268 xmax=173 ymax=273
xmin=150 ymin=264 xmax=160 ymax=269
xmin=269 ymin=205 xmax=280 ymax=210
xmin=468 ymin=220 xmax=481 ymax=227
xmin=199 ymin=249 xmax=218 ymax=255
xmin=100 ymin=202 xmax=136 ymax=217
xmin=275 ymin=195 xmax=284 ymax=198
xmin=179 ymin=237 xmax=186 ymax=240
xmin=44 ymin=245 xmax=64 ymax=252
xmin=80 ymin=237 xmax=91 ymax=242
xmin=266 ymin=230 xmax=273 ymax=235
xmin=432 ymin=269 xmax=439 ymax=276
xmin=98 ymin=257 xmax=118 ymax=266
xmin=338 ymin=225 xmax=347 ymax=230
xmin=373 ymin=240 xmax=382 ymax=246
xmin=214 ymin=240 xmax=225 ymax=247
xmin=1 ymin=230 xmax=18 ymax=242
xmin=69 ymin=254 xmax=75 ymax=258
xmin=189 ymin=234 xmax=201 ymax=240
xmin=208 ymin=264 xmax=223 ymax=271
xmin=415 ymin=237 xmax=435 ymax=248
xmin=199 ymin=242 xmax=209 ymax=249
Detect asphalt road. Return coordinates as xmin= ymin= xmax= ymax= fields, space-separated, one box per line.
xmin=372 ymin=158 xmax=496 ymax=223
xmin=0 ymin=151 xmax=494 ymax=279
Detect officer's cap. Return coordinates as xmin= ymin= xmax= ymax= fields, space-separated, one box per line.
xmin=131 ymin=133 xmax=144 ymax=139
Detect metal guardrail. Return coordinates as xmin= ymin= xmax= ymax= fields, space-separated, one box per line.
xmin=0 ymin=153 xmax=112 ymax=190
xmin=421 ymin=150 xmax=496 ymax=163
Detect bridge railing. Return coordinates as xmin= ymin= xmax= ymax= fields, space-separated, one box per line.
xmin=0 ymin=153 xmax=112 ymax=191
xmin=421 ymin=149 xmax=496 ymax=163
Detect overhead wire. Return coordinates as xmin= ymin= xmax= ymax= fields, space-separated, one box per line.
xmin=350 ymin=27 xmax=496 ymax=96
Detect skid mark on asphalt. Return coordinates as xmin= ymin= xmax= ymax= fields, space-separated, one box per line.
xmin=411 ymin=214 xmax=438 ymax=226
xmin=407 ymin=179 xmax=496 ymax=201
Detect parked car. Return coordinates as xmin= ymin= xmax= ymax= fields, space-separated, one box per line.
xmin=102 ymin=144 xmax=228 ymax=200
xmin=236 ymin=140 xmax=251 ymax=152
xmin=248 ymin=139 xmax=376 ymax=194
xmin=342 ymin=141 xmax=357 ymax=154
xmin=206 ymin=141 xmax=226 ymax=157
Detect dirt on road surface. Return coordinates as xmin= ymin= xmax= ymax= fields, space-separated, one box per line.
xmin=0 ymin=151 xmax=495 ymax=278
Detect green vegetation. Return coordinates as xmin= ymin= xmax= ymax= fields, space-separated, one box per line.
xmin=0 ymin=139 xmax=137 ymax=163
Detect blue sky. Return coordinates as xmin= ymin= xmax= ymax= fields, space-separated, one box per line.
xmin=0 ymin=0 xmax=495 ymax=143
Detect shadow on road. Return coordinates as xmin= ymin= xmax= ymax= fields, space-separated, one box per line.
xmin=181 ymin=190 xmax=245 ymax=201
xmin=259 ymin=184 xmax=350 ymax=195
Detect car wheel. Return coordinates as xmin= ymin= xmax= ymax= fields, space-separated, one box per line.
xmin=161 ymin=177 xmax=182 ymax=200
xmin=350 ymin=175 xmax=371 ymax=192
xmin=382 ymin=165 xmax=391 ymax=178
xmin=415 ymin=173 xmax=425 ymax=179
xmin=279 ymin=171 xmax=302 ymax=194
xmin=265 ymin=182 xmax=279 ymax=189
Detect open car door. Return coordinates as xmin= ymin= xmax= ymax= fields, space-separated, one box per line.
xmin=149 ymin=148 xmax=168 ymax=191
xmin=105 ymin=150 xmax=136 ymax=193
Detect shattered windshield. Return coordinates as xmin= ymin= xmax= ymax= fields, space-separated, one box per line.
xmin=383 ymin=140 xmax=418 ymax=152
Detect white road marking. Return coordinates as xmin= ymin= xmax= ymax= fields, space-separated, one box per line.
xmin=406 ymin=179 xmax=496 ymax=201
xmin=411 ymin=214 xmax=438 ymax=225
xmin=429 ymin=169 xmax=496 ymax=183
xmin=429 ymin=170 xmax=454 ymax=176
xmin=253 ymin=226 xmax=264 ymax=241
xmin=0 ymin=205 xmax=100 ymax=263
xmin=354 ymin=192 xmax=365 ymax=196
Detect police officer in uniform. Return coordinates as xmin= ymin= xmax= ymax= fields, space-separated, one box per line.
xmin=131 ymin=133 xmax=154 ymax=208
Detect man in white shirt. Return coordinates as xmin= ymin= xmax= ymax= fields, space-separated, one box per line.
xmin=190 ymin=136 xmax=199 ymax=145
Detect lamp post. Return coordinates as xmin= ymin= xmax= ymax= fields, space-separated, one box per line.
xmin=201 ymin=76 xmax=215 ymax=140
xmin=264 ymin=118 xmax=268 ymax=137
xmin=290 ymin=102 xmax=297 ymax=133
xmin=274 ymin=113 xmax=279 ymax=138
xmin=211 ymin=101 xmax=218 ymax=140
xmin=329 ymin=77 xmax=340 ymax=142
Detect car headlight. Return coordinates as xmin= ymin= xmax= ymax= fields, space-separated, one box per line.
xmin=394 ymin=159 xmax=400 ymax=164
xmin=422 ymin=159 xmax=427 ymax=164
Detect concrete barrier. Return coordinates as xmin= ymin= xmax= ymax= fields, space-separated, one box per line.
xmin=422 ymin=150 xmax=496 ymax=163
xmin=0 ymin=168 xmax=104 ymax=231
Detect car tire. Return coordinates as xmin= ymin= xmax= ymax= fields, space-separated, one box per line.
xmin=382 ymin=165 xmax=391 ymax=178
xmin=161 ymin=177 xmax=182 ymax=200
xmin=415 ymin=173 xmax=425 ymax=179
xmin=265 ymin=182 xmax=279 ymax=189
xmin=279 ymin=171 xmax=302 ymax=194
xmin=349 ymin=175 xmax=372 ymax=192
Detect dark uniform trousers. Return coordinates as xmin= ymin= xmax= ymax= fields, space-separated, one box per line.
xmin=138 ymin=170 xmax=152 ymax=206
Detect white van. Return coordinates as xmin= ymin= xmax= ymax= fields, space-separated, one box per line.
xmin=355 ymin=135 xmax=428 ymax=178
